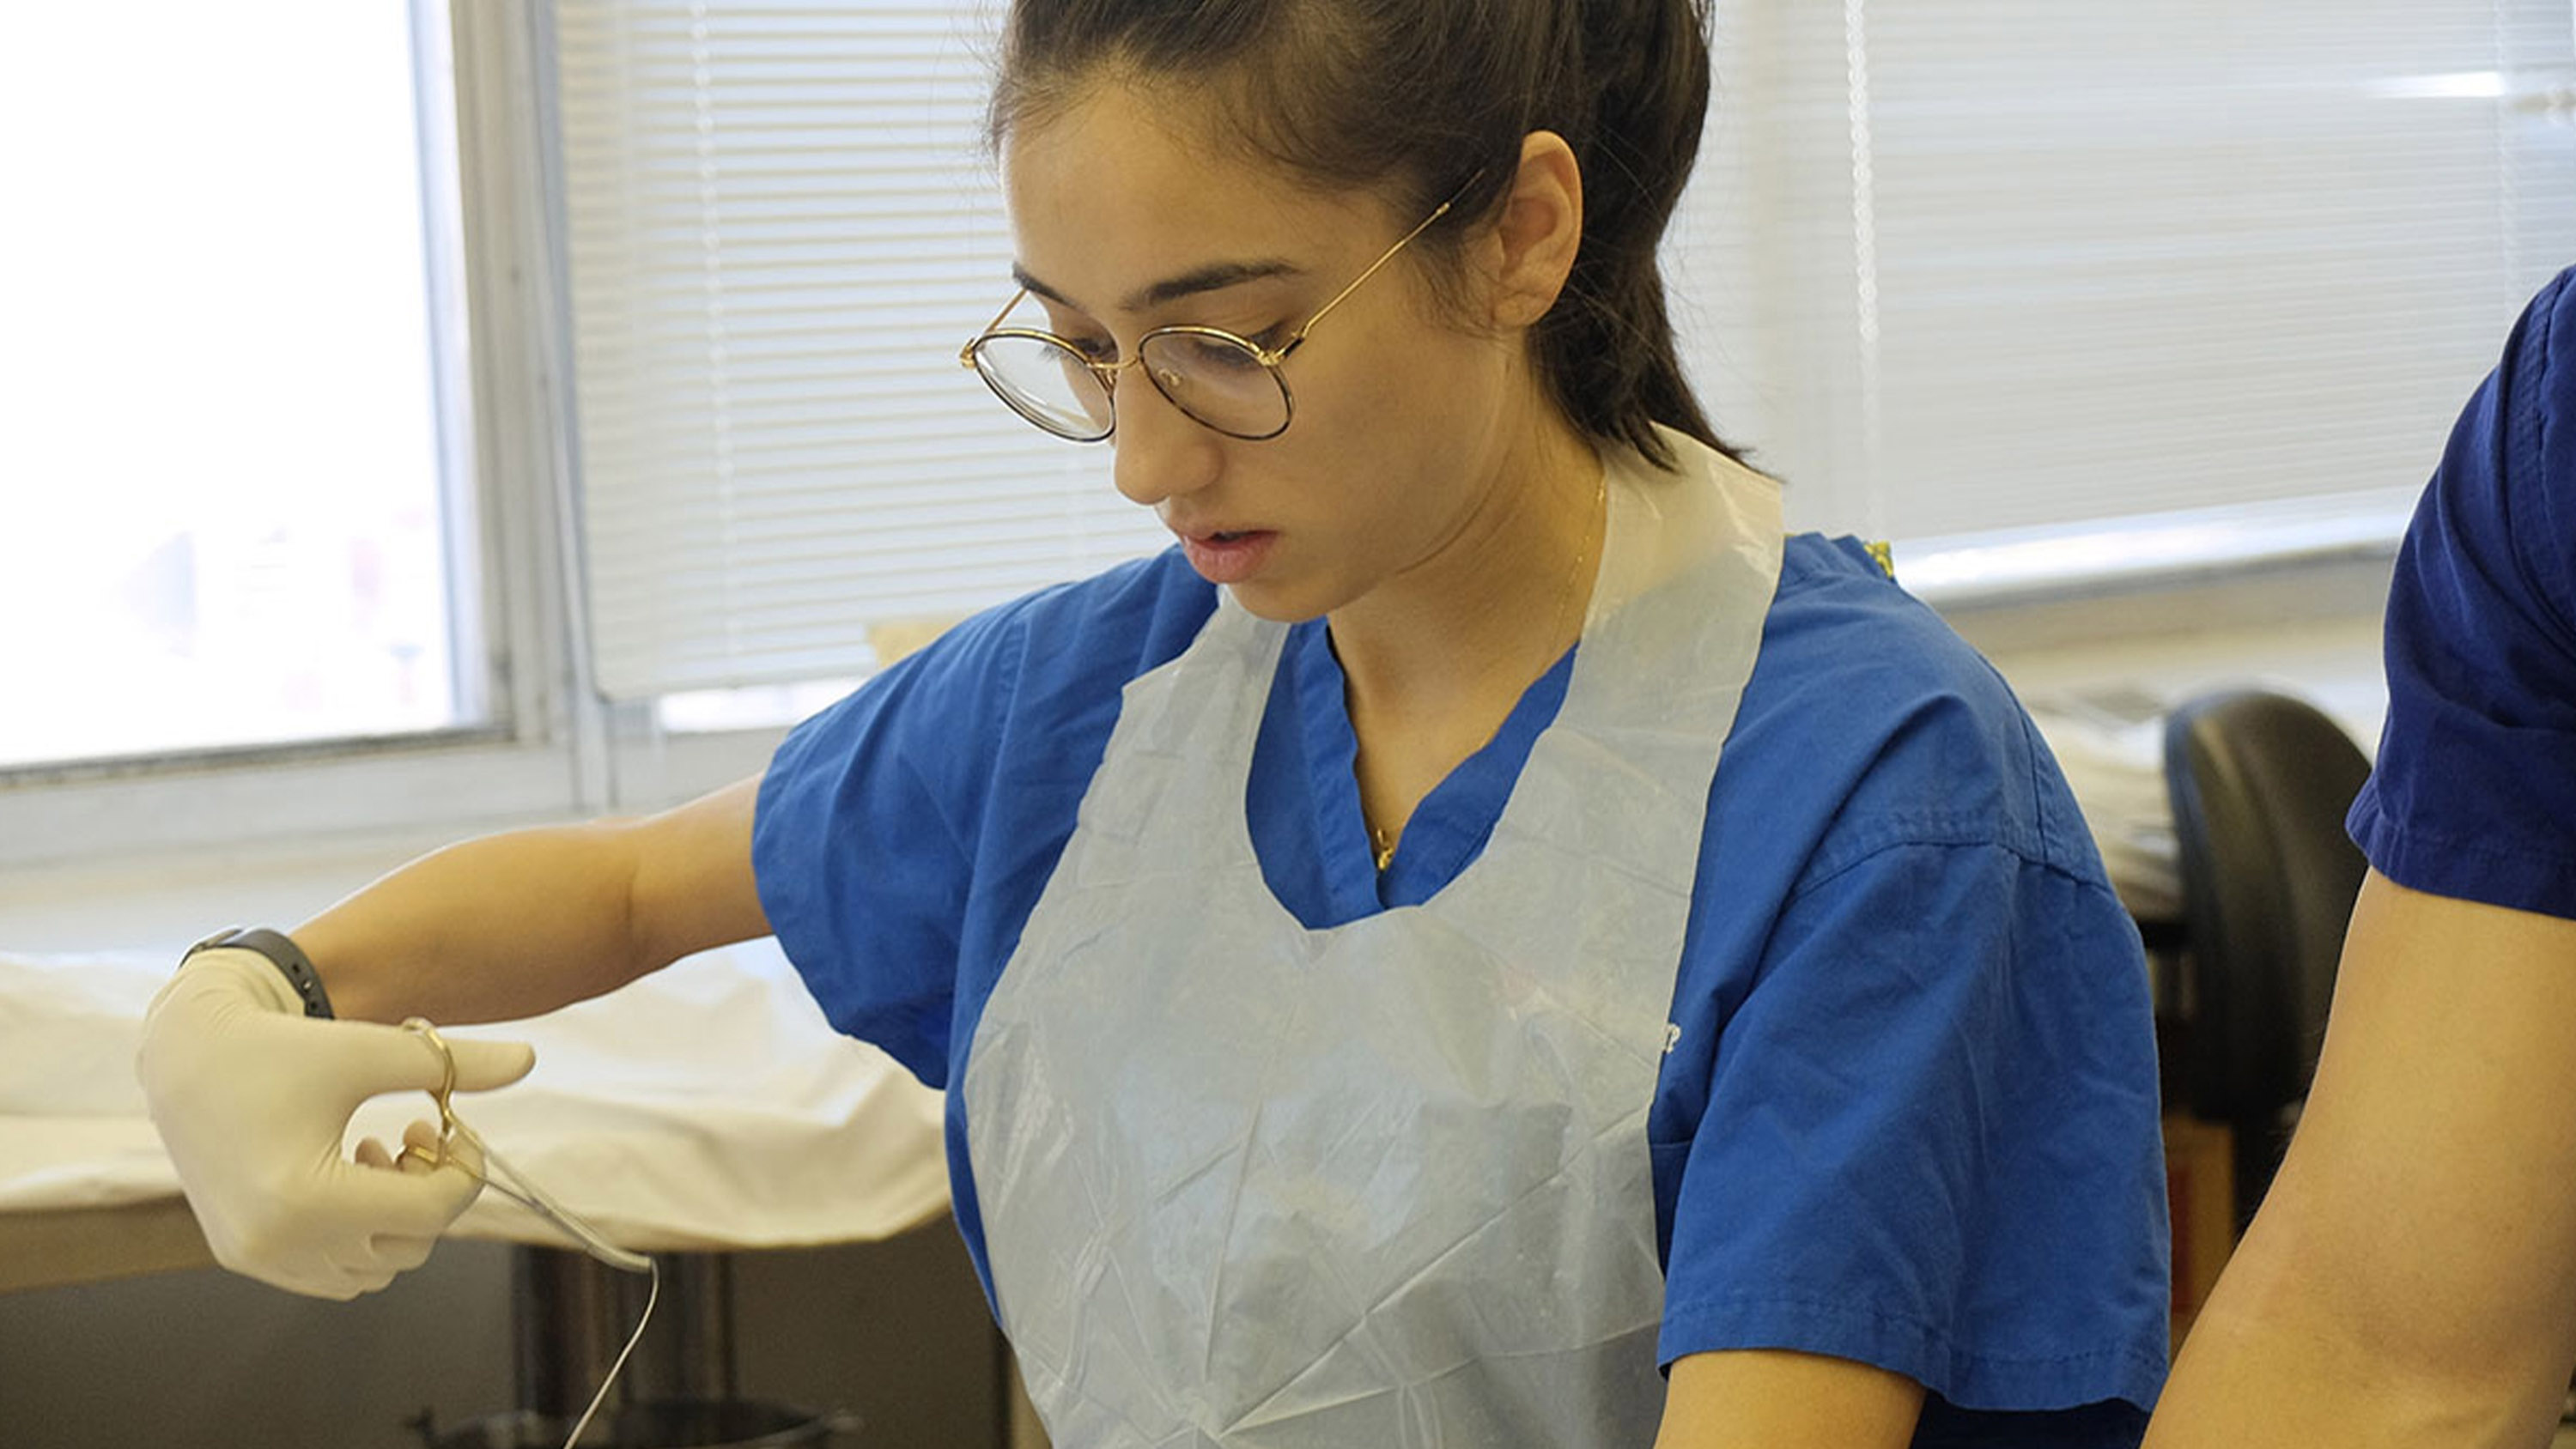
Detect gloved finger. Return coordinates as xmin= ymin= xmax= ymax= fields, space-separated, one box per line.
xmin=319 ymin=1147 xmax=487 ymax=1243
xmin=194 ymin=1197 xmax=380 ymax=1302
xmin=417 ymin=1118 xmax=489 ymax=1184
xmin=261 ymin=1255 xmax=378 ymax=1302
xmin=445 ymin=1037 xmax=538 ymax=1094
xmin=318 ymin=1256 xmax=399 ymax=1298
xmin=312 ymin=1020 xmax=537 ymax=1103
xmin=354 ymin=1136 xmax=396 ymax=1170
xmin=368 ymin=1233 xmax=440 ymax=1275
xmin=391 ymin=1119 xmax=450 ymax=1176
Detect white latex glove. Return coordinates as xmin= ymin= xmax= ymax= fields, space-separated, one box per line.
xmin=134 ymin=947 xmax=536 ymax=1299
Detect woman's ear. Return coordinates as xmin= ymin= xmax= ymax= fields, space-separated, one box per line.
xmin=1485 ymin=130 xmax=1583 ymax=329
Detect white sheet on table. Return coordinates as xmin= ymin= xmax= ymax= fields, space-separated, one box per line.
xmin=2021 ymin=684 xmax=2184 ymax=923
xmin=0 ymin=939 xmax=950 ymax=1250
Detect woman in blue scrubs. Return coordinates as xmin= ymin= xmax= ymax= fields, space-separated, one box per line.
xmin=137 ymin=2 xmax=2170 ymax=1444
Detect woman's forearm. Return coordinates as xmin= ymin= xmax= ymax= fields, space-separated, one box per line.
xmin=289 ymin=779 xmax=769 ymax=1027
xmin=2147 ymin=875 xmax=2576 ymax=1449
xmin=290 ymin=822 xmax=659 ymax=1026
xmin=2152 ymin=1214 xmax=2551 ymax=1449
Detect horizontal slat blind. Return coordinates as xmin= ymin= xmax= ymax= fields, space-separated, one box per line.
xmin=553 ymin=3 xmax=1159 ymax=700
xmin=561 ymin=2 xmax=2576 ymax=700
xmin=1675 ymin=0 xmax=2576 ymax=543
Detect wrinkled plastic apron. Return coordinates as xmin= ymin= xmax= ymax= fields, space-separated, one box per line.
xmin=963 ymin=435 xmax=1784 ymax=1448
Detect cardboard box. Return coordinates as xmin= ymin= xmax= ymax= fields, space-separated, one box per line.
xmin=2164 ymin=1113 xmax=2237 ymax=1349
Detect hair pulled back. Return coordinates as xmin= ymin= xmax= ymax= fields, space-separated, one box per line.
xmin=991 ymin=0 xmax=1735 ymax=470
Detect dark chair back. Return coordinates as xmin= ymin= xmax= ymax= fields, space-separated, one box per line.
xmin=2162 ymin=688 xmax=2372 ymax=1228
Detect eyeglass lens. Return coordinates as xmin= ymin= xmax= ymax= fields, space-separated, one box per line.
xmin=970 ymin=334 xmax=1115 ymax=440
xmin=972 ymin=330 xmax=1291 ymax=441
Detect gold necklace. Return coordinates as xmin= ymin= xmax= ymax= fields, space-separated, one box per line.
xmin=1366 ymin=469 xmax=1606 ymax=874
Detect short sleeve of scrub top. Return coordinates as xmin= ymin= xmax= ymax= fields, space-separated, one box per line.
xmin=2347 ymin=265 xmax=2576 ymax=920
xmin=754 ymin=535 xmax=2169 ymax=1446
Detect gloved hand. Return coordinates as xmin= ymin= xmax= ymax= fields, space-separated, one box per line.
xmin=134 ymin=947 xmax=536 ymax=1299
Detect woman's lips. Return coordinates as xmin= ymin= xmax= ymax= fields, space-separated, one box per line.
xmin=1177 ymin=529 xmax=1278 ymax=585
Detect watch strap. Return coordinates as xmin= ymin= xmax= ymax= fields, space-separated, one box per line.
xmin=186 ymin=927 xmax=336 ymax=1020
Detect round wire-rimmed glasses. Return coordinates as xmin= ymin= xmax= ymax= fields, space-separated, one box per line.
xmin=958 ymin=180 xmax=1472 ymax=443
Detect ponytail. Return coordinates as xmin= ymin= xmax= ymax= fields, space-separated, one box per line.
xmin=1531 ymin=0 xmax=1721 ymax=467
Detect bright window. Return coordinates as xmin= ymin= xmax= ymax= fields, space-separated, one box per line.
xmin=0 ymin=3 xmax=475 ymax=771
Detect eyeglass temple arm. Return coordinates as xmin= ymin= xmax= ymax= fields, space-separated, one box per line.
xmin=967 ymin=167 xmax=1481 ymax=367
xmin=1280 ymin=168 xmax=1485 ymax=355
xmin=1280 ymin=201 xmax=1456 ymax=355
xmin=960 ymin=288 xmax=1032 ymax=367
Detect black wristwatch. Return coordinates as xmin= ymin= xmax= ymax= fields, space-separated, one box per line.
xmin=184 ymin=927 xmax=336 ymax=1020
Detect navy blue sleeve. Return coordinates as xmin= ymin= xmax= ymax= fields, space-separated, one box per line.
xmin=2348 ymin=267 xmax=2576 ymax=919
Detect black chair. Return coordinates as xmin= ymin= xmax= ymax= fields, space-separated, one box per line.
xmin=2162 ymin=688 xmax=2372 ymax=1229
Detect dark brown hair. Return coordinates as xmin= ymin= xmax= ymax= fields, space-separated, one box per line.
xmin=990 ymin=0 xmax=1738 ymax=470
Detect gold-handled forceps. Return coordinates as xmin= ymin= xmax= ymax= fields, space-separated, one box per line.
xmin=400 ymin=1016 xmax=466 ymax=1170
xmin=399 ymin=1017 xmax=659 ymax=1449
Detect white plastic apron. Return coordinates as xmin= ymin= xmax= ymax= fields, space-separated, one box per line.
xmin=963 ymin=431 xmax=1784 ymax=1448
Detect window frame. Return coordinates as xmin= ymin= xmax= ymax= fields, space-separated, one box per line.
xmin=0 ymin=0 xmax=615 ymax=873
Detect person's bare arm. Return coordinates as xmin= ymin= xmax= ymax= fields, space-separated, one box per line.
xmin=1653 ymin=1349 xmax=1924 ymax=1448
xmin=2146 ymin=870 xmax=2576 ymax=1449
xmin=291 ymin=776 xmax=769 ymax=1026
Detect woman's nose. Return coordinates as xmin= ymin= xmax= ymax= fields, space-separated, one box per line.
xmin=1110 ymin=367 xmax=1221 ymax=510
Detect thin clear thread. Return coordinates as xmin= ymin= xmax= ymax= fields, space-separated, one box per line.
xmin=452 ymin=1117 xmax=658 ymax=1449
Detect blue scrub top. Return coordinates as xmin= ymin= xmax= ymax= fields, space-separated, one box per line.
xmin=2348 ymin=266 xmax=2576 ymax=920
xmin=755 ymin=533 xmax=2170 ymax=1445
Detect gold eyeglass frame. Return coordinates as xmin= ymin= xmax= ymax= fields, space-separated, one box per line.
xmin=958 ymin=173 xmax=1480 ymax=444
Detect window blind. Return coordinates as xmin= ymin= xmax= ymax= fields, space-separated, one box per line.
xmin=557 ymin=2 xmax=2576 ymax=702
xmin=551 ymin=2 xmax=1158 ymax=701
xmin=1673 ymin=0 xmax=2576 ymax=545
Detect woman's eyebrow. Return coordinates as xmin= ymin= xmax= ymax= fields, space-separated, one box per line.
xmin=1010 ymin=258 xmax=1305 ymax=316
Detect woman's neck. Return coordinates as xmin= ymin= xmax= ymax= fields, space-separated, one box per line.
xmin=1329 ymin=407 xmax=1609 ymax=847
xmin=1332 ymin=409 xmax=1605 ymax=710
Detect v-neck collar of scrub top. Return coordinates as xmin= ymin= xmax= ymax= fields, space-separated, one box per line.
xmin=1274 ymin=620 xmax=1577 ymax=924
